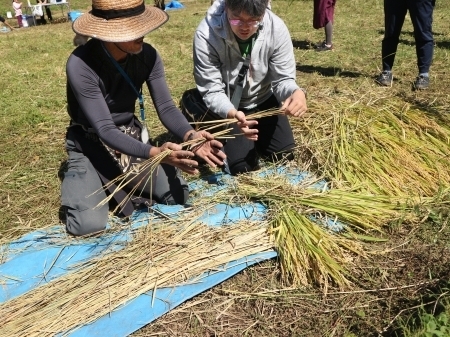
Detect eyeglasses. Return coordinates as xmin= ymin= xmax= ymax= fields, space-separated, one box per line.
xmin=228 ymin=18 xmax=261 ymax=28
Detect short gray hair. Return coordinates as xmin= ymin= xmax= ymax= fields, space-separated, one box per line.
xmin=225 ymin=0 xmax=269 ymax=17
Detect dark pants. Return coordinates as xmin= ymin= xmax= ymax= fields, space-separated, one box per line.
xmin=61 ymin=130 xmax=189 ymax=236
xmin=45 ymin=6 xmax=52 ymax=21
xmin=224 ymin=95 xmax=296 ymax=175
xmin=382 ymin=0 xmax=434 ymax=74
xmin=38 ymin=6 xmax=52 ymax=24
xmin=16 ymin=15 xmax=22 ymax=28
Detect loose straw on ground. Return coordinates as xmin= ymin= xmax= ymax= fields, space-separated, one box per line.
xmin=0 ymin=216 xmax=272 ymax=337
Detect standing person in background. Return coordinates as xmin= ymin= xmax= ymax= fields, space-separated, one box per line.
xmin=183 ymin=0 xmax=307 ymax=176
xmin=12 ymin=0 xmax=23 ymax=28
xmin=0 ymin=15 xmax=14 ymax=30
xmin=313 ymin=0 xmax=336 ymax=51
xmin=37 ymin=0 xmax=53 ymax=24
xmin=375 ymin=0 xmax=435 ymax=90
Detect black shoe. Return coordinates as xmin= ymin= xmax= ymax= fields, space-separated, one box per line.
xmin=315 ymin=41 xmax=333 ymax=52
xmin=413 ymin=75 xmax=430 ymax=90
xmin=375 ymin=71 xmax=393 ymax=87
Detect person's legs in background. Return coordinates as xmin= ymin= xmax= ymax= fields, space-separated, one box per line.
xmin=314 ymin=0 xmax=336 ymax=51
xmin=324 ymin=20 xmax=333 ymax=46
xmin=409 ymin=0 xmax=434 ymax=90
xmin=376 ymin=0 xmax=408 ymax=86
xmin=45 ymin=6 xmax=52 ymax=21
xmin=16 ymin=14 xmax=23 ymax=28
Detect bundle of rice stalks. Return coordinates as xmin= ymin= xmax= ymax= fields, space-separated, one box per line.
xmin=99 ymin=109 xmax=282 ymax=211
xmin=0 ymin=214 xmax=272 ymax=337
xmin=226 ymin=171 xmax=414 ymax=289
xmin=297 ymin=101 xmax=450 ymax=197
xmin=191 ymin=108 xmax=283 ymax=133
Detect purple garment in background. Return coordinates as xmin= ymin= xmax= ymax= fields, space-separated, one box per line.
xmin=313 ymin=0 xmax=336 ymax=29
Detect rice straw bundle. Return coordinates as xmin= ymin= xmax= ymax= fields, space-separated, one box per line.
xmin=298 ymin=101 xmax=450 ymax=196
xmin=233 ymin=172 xmax=409 ymax=232
xmin=224 ymin=171 xmax=414 ymax=288
xmin=98 ymin=108 xmax=283 ymax=210
xmin=0 ymin=216 xmax=272 ymax=336
xmin=269 ymin=204 xmax=357 ymax=290
xmin=191 ymin=108 xmax=283 ymax=132
xmin=96 ymin=127 xmax=232 ymax=212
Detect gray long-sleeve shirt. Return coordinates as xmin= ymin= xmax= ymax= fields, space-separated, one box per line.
xmin=193 ymin=0 xmax=300 ymax=119
xmin=66 ymin=39 xmax=193 ymax=159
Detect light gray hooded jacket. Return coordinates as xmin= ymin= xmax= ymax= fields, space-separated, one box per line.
xmin=193 ymin=0 xmax=300 ymax=119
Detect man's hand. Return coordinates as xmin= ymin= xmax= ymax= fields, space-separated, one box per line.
xmin=184 ymin=130 xmax=226 ymax=168
xmin=280 ymin=89 xmax=307 ymax=117
xmin=227 ymin=109 xmax=258 ymax=141
xmin=151 ymin=142 xmax=199 ymax=175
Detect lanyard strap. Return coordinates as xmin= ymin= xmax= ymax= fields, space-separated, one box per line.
xmin=230 ymin=35 xmax=256 ymax=109
xmin=101 ymin=43 xmax=146 ymax=123
xmin=230 ymin=55 xmax=250 ymax=109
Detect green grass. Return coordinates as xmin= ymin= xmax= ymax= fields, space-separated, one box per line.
xmin=1 ymin=0 xmax=450 ymax=335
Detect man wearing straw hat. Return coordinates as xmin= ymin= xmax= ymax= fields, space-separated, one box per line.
xmin=181 ymin=0 xmax=307 ymax=176
xmin=61 ymin=0 xmax=226 ymax=236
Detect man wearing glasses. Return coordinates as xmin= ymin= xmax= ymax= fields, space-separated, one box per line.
xmin=186 ymin=0 xmax=307 ymax=175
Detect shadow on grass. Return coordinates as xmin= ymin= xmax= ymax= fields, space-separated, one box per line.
xmin=292 ymin=39 xmax=314 ymax=50
xmin=400 ymin=30 xmax=445 ymax=37
xmin=435 ymin=40 xmax=450 ymax=49
xmin=296 ymin=64 xmax=363 ymax=78
xmin=377 ymin=30 xmax=449 ymax=49
xmin=377 ymin=29 xmax=444 ymax=37
xmin=398 ymin=38 xmax=416 ymax=46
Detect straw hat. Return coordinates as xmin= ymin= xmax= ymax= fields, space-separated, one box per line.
xmin=73 ymin=0 xmax=168 ymax=42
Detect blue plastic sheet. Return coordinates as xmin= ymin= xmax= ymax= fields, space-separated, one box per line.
xmin=0 ymin=168 xmax=330 ymax=336
xmin=165 ymin=0 xmax=185 ymax=10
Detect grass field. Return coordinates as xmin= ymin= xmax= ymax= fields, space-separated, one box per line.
xmin=1 ymin=0 xmax=450 ymax=335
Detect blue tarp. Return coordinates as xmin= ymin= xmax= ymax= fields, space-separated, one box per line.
xmin=165 ymin=1 xmax=185 ymax=10
xmin=0 ymin=168 xmax=333 ymax=336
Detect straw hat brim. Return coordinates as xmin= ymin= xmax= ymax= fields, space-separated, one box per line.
xmin=73 ymin=6 xmax=168 ymax=42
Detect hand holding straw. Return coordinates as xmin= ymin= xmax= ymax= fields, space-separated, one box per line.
xmin=184 ymin=129 xmax=228 ymax=168
xmin=97 ymin=109 xmax=287 ymax=211
xmin=279 ymin=88 xmax=308 ymax=118
xmin=95 ymin=128 xmax=232 ymax=211
xmin=190 ymin=108 xmax=284 ymax=133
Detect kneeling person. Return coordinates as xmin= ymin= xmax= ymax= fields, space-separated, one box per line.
xmin=62 ymin=0 xmax=226 ymax=236
xmin=186 ymin=0 xmax=307 ymax=175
